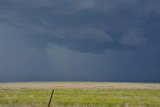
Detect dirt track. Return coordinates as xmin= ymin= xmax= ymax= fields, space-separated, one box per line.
xmin=0 ymin=82 xmax=160 ymax=90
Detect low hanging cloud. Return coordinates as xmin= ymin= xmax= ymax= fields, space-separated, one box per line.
xmin=0 ymin=0 xmax=160 ymax=53
xmin=120 ymin=30 xmax=147 ymax=46
xmin=1 ymin=0 xmax=160 ymax=82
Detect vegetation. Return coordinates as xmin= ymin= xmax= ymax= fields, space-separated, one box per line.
xmin=0 ymin=88 xmax=160 ymax=106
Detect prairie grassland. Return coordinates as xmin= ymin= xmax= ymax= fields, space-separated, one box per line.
xmin=0 ymin=82 xmax=160 ymax=106
xmin=0 ymin=82 xmax=160 ymax=90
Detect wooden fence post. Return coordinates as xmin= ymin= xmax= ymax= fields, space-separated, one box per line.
xmin=48 ymin=89 xmax=54 ymax=107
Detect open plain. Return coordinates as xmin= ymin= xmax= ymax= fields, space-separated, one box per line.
xmin=1 ymin=82 xmax=160 ymax=90
xmin=0 ymin=82 xmax=160 ymax=107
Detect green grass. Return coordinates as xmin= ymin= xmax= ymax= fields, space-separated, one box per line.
xmin=0 ymin=89 xmax=160 ymax=106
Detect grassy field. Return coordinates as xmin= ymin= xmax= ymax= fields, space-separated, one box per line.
xmin=0 ymin=82 xmax=160 ymax=107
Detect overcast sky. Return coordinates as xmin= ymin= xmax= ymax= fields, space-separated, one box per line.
xmin=0 ymin=0 xmax=160 ymax=82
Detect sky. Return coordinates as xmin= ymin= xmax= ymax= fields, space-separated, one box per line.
xmin=0 ymin=0 xmax=160 ymax=82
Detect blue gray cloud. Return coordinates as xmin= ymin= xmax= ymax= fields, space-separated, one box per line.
xmin=1 ymin=0 xmax=160 ymax=52
xmin=0 ymin=0 xmax=160 ymax=82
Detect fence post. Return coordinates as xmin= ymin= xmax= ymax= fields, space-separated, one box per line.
xmin=48 ymin=89 xmax=54 ymax=107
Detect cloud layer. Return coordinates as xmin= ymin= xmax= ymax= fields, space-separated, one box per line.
xmin=0 ymin=0 xmax=160 ymax=82
xmin=1 ymin=0 xmax=160 ymax=53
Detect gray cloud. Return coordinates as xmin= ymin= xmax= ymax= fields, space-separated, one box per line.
xmin=0 ymin=0 xmax=160 ymax=82
xmin=49 ymin=28 xmax=114 ymax=42
xmin=120 ymin=30 xmax=147 ymax=46
xmin=1 ymin=0 xmax=160 ymax=53
xmin=0 ymin=23 xmax=47 ymax=82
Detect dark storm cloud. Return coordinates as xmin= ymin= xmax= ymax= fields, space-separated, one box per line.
xmin=1 ymin=0 xmax=160 ymax=52
xmin=0 ymin=0 xmax=160 ymax=82
xmin=0 ymin=23 xmax=47 ymax=82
